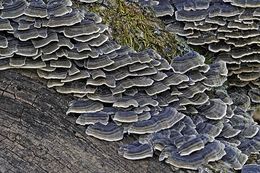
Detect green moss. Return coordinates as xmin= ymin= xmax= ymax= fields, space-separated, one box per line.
xmin=88 ymin=0 xmax=179 ymax=61
xmin=191 ymin=45 xmax=214 ymax=64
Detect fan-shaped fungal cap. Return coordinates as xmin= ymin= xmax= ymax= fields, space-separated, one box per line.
xmin=16 ymin=41 xmax=38 ymax=57
xmin=199 ymin=99 xmax=227 ymax=120
xmin=157 ymin=91 xmax=179 ymax=105
xmin=80 ymin=0 xmax=99 ymax=3
xmin=31 ymin=32 xmax=58 ymax=48
xmin=89 ymin=69 xmax=106 ymax=79
xmin=238 ymin=137 xmax=260 ymax=155
xmin=123 ymin=77 xmax=154 ymax=88
xmin=37 ymin=68 xmax=67 ymax=79
xmin=171 ymin=51 xmax=205 ymax=74
xmin=237 ymin=72 xmax=260 ymax=82
xmin=0 ymin=39 xmax=17 ymax=56
xmin=15 ymin=27 xmax=48 ymax=41
xmin=137 ymin=111 xmax=152 ymax=121
xmin=187 ymin=32 xmax=219 ymax=45
xmin=56 ymin=81 xmax=96 ymax=94
xmin=175 ymin=9 xmax=208 ymax=22
xmin=61 ymin=70 xmax=90 ymax=83
xmin=186 ymin=70 xmax=206 ymax=82
xmin=241 ymin=164 xmax=260 ymax=173
xmin=0 ymin=18 xmax=13 ymax=31
xmin=157 ymin=58 xmax=172 ymax=70
xmin=118 ymin=142 xmax=153 ymax=160
xmin=112 ymin=111 xmax=138 ymax=123
xmin=63 ymin=21 xmax=100 ymax=38
xmin=227 ymin=0 xmax=260 ymax=8
xmin=25 ymin=0 xmax=47 ymax=18
xmin=74 ymin=33 xmax=100 ymax=42
xmin=0 ymin=35 xmax=8 ymax=49
xmin=50 ymin=59 xmax=72 ymax=68
xmin=41 ymin=52 xmax=58 ymax=61
xmin=87 ymin=92 xmax=119 ymax=104
xmin=196 ymin=121 xmax=224 ymax=139
xmin=47 ymin=9 xmax=84 ymax=27
xmin=85 ymin=55 xmax=114 ymax=69
xmin=166 ymin=22 xmax=194 ymax=36
xmin=239 ymin=124 xmax=259 ymax=138
xmin=47 ymin=0 xmax=72 ymax=17
xmin=220 ymin=123 xmax=241 ymax=138
xmin=57 ymin=35 xmax=74 ymax=49
xmin=179 ymin=92 xmax=209 ymax=106
xmin=88 ymin=34 xmax=109 ymax=47
xmin=104 ymin=55 xmax=138 ymax=71
xmin=86 ymin=122 xmax=124 ymax=141
xmin=203 ymin=64 xmax=228 ymax=87
xmin=163 ymin=72 xmax=189 ymax=86
xmin=145 ymin=82 xmax=170 ymax=96
xmin=46 ymin=79 xmax=64 ymax=88
xmin=135 ymin=93 xmax=159 ymax=107
xmin=74 ymin=42 xmax=91 ymax=52
xmin=221 ymin=143 xmax=248 ymax=170
xmin=208 ymin=42 xmax=231 ymax=53
xmin=95 ymin=40 xmax=121 ymax=55
xmin=150 ymin=72 xmax=168 ymax=81
xmin=84 ymin=12 xmax=102 ymax=23
xmin=128 ymin=107 xmax=185 ymax=134
xmin=0 ymin=59 xmax=12 ymax=70
xmin=21 ymin=58 xmax=46 ymax=68
xmin=179 ymin=82 xmax=209 ymax=98
xmin=1 ymin=0 xmax=28 ymax=19
xmin=184 ymin=22 xmax=218 ymax=32
xmin=76 ymin=111 xmax=109 ymax=125
xmin=68 ymin=63 xmax=80 ymax=76
xmin=66 ymin=99 xmax=103 ymax=114
xmin=113 ymin=97 xmax=139 ymax=108
xmin=215 ymin=90 xmax=233 ymax=105
xmin=65 ymin=49 xmax=98 ymax=60
xmin=248 ymin=88 xmax=260 ymax=103
xmin=40 ymin=41 xmax=61 ymax=55
xmin=9 ymin=56 xmax=26 ymax=67
xmin=87 ymin=75 xmax=116 ymax=88
xmin=129 ymin=63 xmax=149 ymax=72
xmin=135 ymin=67 xmax=158 ymax=76
xmin=106 ymin=67 xmax=132 ymax=81
xmin=161 ymin=140 xmax=226 ymax=170
xmin=152 ymin=0 xmax=174 ymax=17
xmin=178 ymin=135 xmax=210 ymax=156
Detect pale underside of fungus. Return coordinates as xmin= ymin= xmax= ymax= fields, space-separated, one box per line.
xmin=0 ymin=0 xmax=259 ymax=172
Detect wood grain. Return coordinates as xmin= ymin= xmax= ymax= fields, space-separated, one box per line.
xmin=0 ymin=70 xmax=173 ymax=173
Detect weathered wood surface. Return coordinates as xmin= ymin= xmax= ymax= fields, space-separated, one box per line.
xmin=0 ymin=70 xmax=172 ymax=173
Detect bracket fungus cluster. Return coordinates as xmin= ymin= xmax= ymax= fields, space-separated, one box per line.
xmin=0 ymin=0 xmax=259 ymax=172
xmin=138 ymin=0 xmax=260 ymax=102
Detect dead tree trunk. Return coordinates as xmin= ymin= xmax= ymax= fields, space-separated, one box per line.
xmin=0 ymin=70 xmax=172 ymax=173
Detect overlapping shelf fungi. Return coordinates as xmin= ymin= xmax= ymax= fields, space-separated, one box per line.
xmin=140 ymin=0 xmax=260 ymax=102
xmin=0 ymin=0 xmax=259 ymax=172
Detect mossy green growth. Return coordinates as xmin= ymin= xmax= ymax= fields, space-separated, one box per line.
xmin=191 ymin=45 xmax=214 ymax=64
xmin=88 ymin=0 xmax=178 ymax=61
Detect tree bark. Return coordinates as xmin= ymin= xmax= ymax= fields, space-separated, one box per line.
xmin=0 ymin=70 xmax=172 ymax=173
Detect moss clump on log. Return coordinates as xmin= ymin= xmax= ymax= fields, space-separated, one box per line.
xmin=88 ymin=0 xmax=178 ymax=61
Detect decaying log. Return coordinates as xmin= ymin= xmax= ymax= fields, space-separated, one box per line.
xmin=0 ymin=70 xmax=172 ymax=173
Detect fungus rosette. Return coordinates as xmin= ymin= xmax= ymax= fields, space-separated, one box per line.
xmin=139 ymin=0 xmax=260 ymax=103
xmin=0 ymin=0 xmax=259 ymax=172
